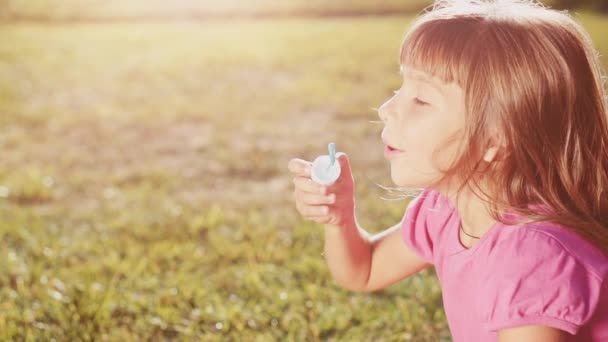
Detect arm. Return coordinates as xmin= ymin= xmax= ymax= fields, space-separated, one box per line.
xmin=362 ymin=221 xmax=432 ymax=292
xmin=324 ymin=218 xmax=432 ymax=292
xmin=498 ymin=325 xmax=569 ymax=341
xmin=323 ymin=216 xmax=372 ymax=291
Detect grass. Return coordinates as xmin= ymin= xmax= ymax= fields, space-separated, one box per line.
xmin=0 ymin=8 xmax=606 ymax=341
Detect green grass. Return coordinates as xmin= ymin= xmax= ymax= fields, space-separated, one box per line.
xmin=0 ymin=10 xmax=606 ymax=340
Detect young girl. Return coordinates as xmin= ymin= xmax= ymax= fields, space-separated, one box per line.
xmin=288 ymin=0 xmax=608 ymax=340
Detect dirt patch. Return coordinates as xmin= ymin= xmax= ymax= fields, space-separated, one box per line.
xmin=0 ymin=108 xmax=390 ymax=212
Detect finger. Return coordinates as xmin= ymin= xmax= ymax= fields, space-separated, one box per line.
xmin=339 ymin=151 xmax=352 ymax=176
xmin=295 ymin=190 xmax=336 ymax=206
xmin=296 ymin=202 xmax=330 ymax=217
xmin=335 ymin=152 xmax=350 ymax=174
xmin=293 ymin=176 xmax=326 ymax=195
xmin=310 ymin=215 xmax=330 ymax=224
xmin=288 ymin=158 xmax=312 ymax=177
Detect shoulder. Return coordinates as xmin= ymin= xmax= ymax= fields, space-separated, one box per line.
xmin=403 ymin=188 xmax=452 ymax=220
xmin=399 ymin=189 xmax=455 ymax=264
xmin=525 ymin=223 xmax=608 ymax=279
xmin=401 ymin=188 xmax=455 ymax=237
xmin=478 ymin=224 xmax=606 ymax=335
xmin=404 ymin=188 xmax=442 ymax=210
xmin=488 ymin=222 xmax=608 ymax=281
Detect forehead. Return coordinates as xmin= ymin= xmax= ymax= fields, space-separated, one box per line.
xmin=400 ymin=64 xmax=441 ymax=85
xmin=400 ymin=65 xmax=445 ymax=98
xmin=400 ymin=64 xmax=463 ymax=99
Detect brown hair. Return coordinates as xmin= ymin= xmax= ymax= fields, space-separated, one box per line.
xmin=398 ymin=0 xmax=608 ymax=256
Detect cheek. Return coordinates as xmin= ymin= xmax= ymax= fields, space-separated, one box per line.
xmin=404 ymin=115 xmax=463 ymax=161
xmin=389 ymin=144 xmax=442 ymax=188
xmin=401 ymin=121 xmax=442 ymax=161
xmin=403 ymin=144 xmax=439 ymax=171
xmin=390 ymin=124 xmax=461 ymax=187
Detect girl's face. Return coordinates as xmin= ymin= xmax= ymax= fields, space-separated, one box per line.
xmin=378 ymin=64 xmax=466 ymax=189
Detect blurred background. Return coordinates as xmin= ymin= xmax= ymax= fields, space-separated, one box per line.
xmin=1 ymin=0 xmax=606 ymax=340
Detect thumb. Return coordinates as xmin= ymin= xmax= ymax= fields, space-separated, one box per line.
xmin=335 ymin=152 xmax=352 ymax=177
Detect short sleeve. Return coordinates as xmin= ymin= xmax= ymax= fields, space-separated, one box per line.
xmin=479 ymin=229 xmax=603 ymax=335
xmin=399 ymin=189 xmax=444 ymax=265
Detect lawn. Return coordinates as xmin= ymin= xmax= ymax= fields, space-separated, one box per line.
xmin=0 ymin=9 xmax=606 ymax=341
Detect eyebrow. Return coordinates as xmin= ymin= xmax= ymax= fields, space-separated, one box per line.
xmin=399 ymin=65 xmax=445 ymax=96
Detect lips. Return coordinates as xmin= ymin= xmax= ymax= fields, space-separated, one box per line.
xmin=381 ymin=137 xmax=402 ymax=152
xmin=384 ymin=144 xmax=403 ymax=160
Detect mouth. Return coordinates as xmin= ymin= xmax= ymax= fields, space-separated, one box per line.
xmin=383 ymin=141 xmax=403 ymax=152
xmin=381 ymin=133 xmax=404 ymax=158
xmin=384 ymin=144 xmax=404 ymax=159
xmin=381 ymin=136 xmax=402 ymax=152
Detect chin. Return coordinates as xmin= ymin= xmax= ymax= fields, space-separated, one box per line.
xmin=391 ymin=175 xmax=424 ymax=188
xmin=391 ymin=169 xmax=435 ymax=189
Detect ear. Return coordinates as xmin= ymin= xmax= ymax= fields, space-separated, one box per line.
xmin=482 ymin=131 xmax=508 ymax=163
xmin=483 ymin=144 xmax=509 ymax=163
xmin=483 ymin=146 xmax=500 ymax=163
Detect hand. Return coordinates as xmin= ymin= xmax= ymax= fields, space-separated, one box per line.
xmin=287 ymin=152 xmax=356 ymax=226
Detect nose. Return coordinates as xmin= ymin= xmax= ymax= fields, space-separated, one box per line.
xmin=377 ymin=94 xmax=397 ymax=122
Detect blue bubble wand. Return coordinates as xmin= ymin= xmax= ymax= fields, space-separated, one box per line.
xmin=311 ymin=142 xmax=341 ymax=186
xmin=328 ymin=142 xmax=336 ymax=170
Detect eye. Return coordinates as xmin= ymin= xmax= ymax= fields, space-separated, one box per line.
xmin=414 ymin=97 xmax=429 ymax=106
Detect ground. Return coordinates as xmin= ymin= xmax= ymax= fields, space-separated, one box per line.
xmin=0 ymin=9 xmax=606 ymax=341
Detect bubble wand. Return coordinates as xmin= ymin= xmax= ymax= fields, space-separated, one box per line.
xmin=328 ymin=143 xmax=336 ymax=170
xmin=311 ymin=142 xmax=341 ymax=186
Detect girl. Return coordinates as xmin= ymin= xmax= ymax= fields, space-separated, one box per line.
xmin=288 ymin=0 xmax=608 ymax=341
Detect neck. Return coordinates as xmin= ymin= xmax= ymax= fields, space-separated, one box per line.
xmin=443 ymin=185 xmax=498 ymax=238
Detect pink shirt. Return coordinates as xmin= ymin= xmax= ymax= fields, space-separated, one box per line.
xmin=400 ymin=189 xmax=608 ymax=341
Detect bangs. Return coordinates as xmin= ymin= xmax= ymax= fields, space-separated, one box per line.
xmin=399 ymin=17 xmax=485 ymax=91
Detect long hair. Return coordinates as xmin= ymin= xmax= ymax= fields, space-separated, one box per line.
xmin=398 ymin=0 xmax=608 ymax=256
